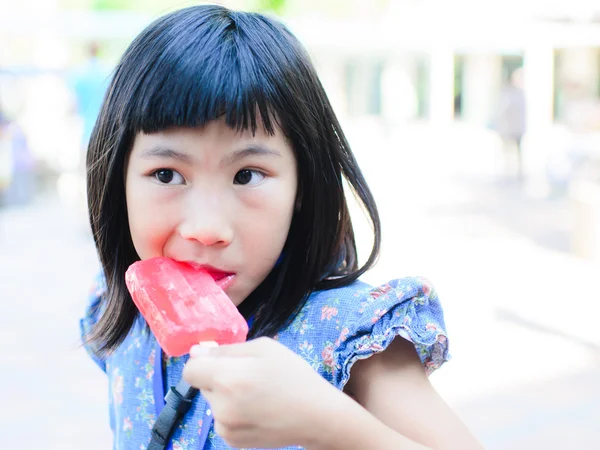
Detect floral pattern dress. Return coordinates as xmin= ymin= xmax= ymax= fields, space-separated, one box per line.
xmin=81 ymin=275 xmax=450 ymax=450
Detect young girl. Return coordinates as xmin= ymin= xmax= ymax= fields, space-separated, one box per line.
xmin=81 ymin=5 xmax=482 ymax=450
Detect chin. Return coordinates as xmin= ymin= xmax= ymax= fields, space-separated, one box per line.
xmin=229 ymin=293 xmax=246 ymax=307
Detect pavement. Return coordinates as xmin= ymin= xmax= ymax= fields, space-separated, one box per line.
xmin=0 ymin=193 xmax=110 ymax=449
xmin=1 ymin=128 xmax=599 ymax=449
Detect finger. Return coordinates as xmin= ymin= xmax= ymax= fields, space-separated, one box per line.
xmin=182 ymin=355 xmax=221 ymax=389
xmin=199 ymin=388 xmax=218 ymax=406
xmin=182 ymin=355 xmax=244 ymax=389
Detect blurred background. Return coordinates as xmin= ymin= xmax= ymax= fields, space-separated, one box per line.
xmin=1 ymin=0 xmax=600 ymax=448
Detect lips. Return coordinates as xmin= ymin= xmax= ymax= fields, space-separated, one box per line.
xmin=214 ymin=274 xmax=236 ymax=290
xmin=183 ymin=261 xmax=236 ymax=290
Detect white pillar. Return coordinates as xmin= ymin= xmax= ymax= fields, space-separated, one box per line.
xmin=462 ymin=54 xmax=502 ymax=127
xmin=523 ymin=45 xmax=555 ymax=133
xmin=522 ymin=41 xmax=555 ymax=196
xmin=380 ymin=57 xmax=419 ymax=125
xmin=429 ymin=46 xmax=455 ymax=125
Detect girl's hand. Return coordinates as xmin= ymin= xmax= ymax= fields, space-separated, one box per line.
xmin=182 ymin=337 xmax=345 ymax=449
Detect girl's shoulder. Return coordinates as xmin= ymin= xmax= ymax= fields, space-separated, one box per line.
xmin=276 ymin=276 xmax=450 ymax=389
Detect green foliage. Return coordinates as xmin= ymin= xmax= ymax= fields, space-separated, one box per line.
xmin=59 ymin=0 xmax=288 ymax=13
xmin=59 ymin=0 xmax=199 ymax=12
xmin=255 ymin=0 xmax=287 ymax=14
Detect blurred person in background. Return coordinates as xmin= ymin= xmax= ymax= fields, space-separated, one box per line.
xmin=0 ymin=105 xmax=36 ymax=207
xmin=67 ymin=42 xmax=111 ymax=230
xmin=0 ymin=109 xmax=12 ymax=203
xmin=71 ymin=41 xmax=111 ymax=168
xmin=492 ymin=67 xmax=526 ymax=182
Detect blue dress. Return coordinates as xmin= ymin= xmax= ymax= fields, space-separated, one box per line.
xmin=81 ymin=274 xmax=450 ymax=450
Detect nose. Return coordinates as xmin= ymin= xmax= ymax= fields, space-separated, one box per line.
xmin=178 ymin=195 xmax=233 ymax=247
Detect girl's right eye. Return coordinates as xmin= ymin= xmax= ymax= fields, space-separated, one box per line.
xmin=152 ymin=169 xmax=185 ymax=185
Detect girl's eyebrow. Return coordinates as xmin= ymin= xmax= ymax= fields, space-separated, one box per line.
xmin=139 ymin=146 xmax=193 ymax=165
xmin=139 ymin=144 xmax=281 ymax=165
xmin=223 ymin=145 xmax=281 ymax=165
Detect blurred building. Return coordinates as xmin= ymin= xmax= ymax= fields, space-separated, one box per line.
xmin=1 ymin=0 xmax=599 ymax=185
xmin=294 ymin=1 xmax=600 ymax=128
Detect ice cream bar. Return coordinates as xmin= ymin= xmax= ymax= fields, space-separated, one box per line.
xmin=125 ymin=257 xmax=248 ymax=356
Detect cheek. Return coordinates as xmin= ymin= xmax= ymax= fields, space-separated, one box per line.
xmin=240 ymin=180 xmax=296 ymax=257
xmin=126 ymin=179 xmax=174 ymax=259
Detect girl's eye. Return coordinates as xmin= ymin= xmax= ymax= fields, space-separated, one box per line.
xmin=234 ymin=169 xmax=265 ymax=186
xmin=153 ymin=169 xmax=185 ymax=185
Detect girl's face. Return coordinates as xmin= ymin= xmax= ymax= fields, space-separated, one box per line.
xmin=125 ymin=118 xmax=298 ymax=306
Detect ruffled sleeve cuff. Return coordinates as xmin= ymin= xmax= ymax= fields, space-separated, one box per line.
xmin=333 ymin=277 xmax=450 ymax=389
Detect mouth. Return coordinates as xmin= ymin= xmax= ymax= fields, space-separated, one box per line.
xmin=183 ymin=261 xmax=236 ymax=290
xmin=213 ymin=273 xmax=236 ymax=290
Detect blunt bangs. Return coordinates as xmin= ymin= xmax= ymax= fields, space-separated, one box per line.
xmin=118 ymin=7 xmax=299 ymax=137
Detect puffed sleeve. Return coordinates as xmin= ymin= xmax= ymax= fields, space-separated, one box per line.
xmin=333 ymin=277 xmax=450 ymax=389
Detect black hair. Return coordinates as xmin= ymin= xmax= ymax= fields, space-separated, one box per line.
xmin=86 ymin=4 xmax=381 ymax=354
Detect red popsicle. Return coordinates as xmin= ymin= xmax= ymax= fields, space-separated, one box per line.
xmin=125 ymin=257 xmax=248 ymax=356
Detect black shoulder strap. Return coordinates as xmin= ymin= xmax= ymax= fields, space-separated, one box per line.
xmin=147 ymin=379 xmax=199 ymax=450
